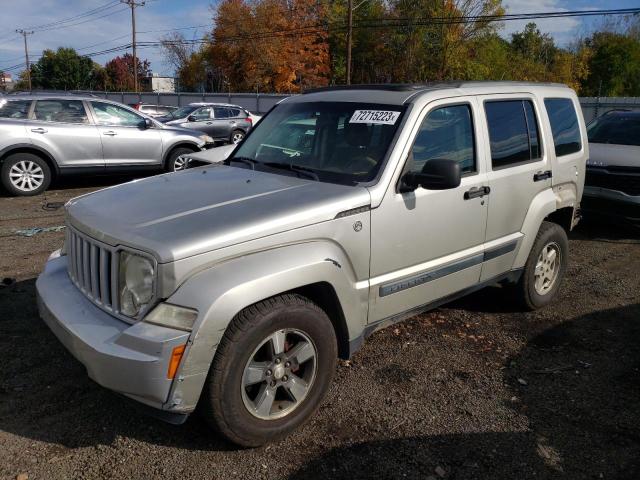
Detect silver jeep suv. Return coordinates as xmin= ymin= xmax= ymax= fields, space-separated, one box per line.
xmin=0 ymin=95 xmax=213 ymax=196
xmin=36 ymin=82 xmax=587 ymax=446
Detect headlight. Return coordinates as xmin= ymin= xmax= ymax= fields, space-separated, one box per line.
xmin=200 ymin=134 xmax=214 ymax=143
xmin=119 ymin=251 xmax=155 ymax=317
xmin=144 ymin=303 xmax=198 ymax=331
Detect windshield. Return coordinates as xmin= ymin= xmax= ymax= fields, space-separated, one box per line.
xmin=171 ymin=105 xmax=199 ymax=119
xmin=230 ymin=101 xmax=406 ymax=184
xmin=588 ymin=114 xmax=640 ymax=146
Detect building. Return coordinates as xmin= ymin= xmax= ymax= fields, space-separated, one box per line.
xmin=0 ymin=72 xmax=13 ymax=92
xmin=141 ymin=73 xmax=176 ymax=93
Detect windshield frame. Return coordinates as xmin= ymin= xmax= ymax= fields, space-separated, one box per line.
xmin=226 ymin=99 xmax=411 ymax=187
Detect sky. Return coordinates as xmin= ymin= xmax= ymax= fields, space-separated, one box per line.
xmin=0 ymin=0 xmax=638 ymax=79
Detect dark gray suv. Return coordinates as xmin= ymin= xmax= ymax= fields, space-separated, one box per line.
xmin=158 ymin=103 xmax=253 ymax=144
xmin=0 ymin=95 xmax=213 ymax=196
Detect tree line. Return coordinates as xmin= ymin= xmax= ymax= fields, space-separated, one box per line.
xmin=4 ymin=0 xmax=640 ymax=96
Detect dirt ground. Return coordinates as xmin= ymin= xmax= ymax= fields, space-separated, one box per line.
xmin=0 ymin=177 xmax=639 ymax=480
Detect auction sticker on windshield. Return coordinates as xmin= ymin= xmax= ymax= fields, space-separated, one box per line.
xmin=349 ymin=110 xmax=401 ymax=125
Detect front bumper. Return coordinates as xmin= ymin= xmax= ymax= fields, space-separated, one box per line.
xmin=582 ymin=187 xmax=640 ymax=225
xmin=36 ymin=255 xmax=191 ymax=411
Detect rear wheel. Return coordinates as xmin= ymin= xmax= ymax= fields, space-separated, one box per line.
xmin=230 ymin=129 xmax=245 ymax=144
xmin=166 ymin=147 xmax=195 ymax=172
xmin=515 ymin=221 xmax=568 ymax=310
xmin=1 ymin=153 xmax=51 ymax=196
xmin=201 ymin=294 xmax=337 ymax=447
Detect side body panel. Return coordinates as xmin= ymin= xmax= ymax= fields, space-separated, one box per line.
xmin=163 ymin=238 xmax=369 ymax=412
xmin=368 ymin=95 xmax=490 ymax=322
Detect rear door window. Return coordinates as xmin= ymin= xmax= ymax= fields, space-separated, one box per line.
xmin=485 ymin=100 xmax=541 ymax=169
xmin=214 ymin=107 xmax=231 ymax=119
xmin=544 ymin=98 xmax=582 ymax=156
xmin=34 ymin=100 xmax=89 ymax=124
xmin=0 ymin=99 xmax=31 ymax=119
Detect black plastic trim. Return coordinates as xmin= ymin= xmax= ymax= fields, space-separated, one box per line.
xmin=348 ymin=269 xmax=524 ymax=358
xmin=379 ymin=253 xmax=484 ymax=297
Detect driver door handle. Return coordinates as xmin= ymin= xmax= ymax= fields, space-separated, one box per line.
xmin=30 ymin=128 xmax=47 ymax=134
xmin=103 ymin=131 xmax=117 ymax=136
xmin=464 ymin=186 xmax=490 ymax=200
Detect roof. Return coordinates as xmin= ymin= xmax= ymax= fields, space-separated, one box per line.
xmin=296 ymin=81 xmax=571 ymax=105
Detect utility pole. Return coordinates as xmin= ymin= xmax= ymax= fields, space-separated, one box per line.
xmin=121 ymin=0 xmax=145 ymax=93
xmin=346 ymin=0 xmax=353 ymax=85
xmin=16 ymin=29 xmax=34 ymax=91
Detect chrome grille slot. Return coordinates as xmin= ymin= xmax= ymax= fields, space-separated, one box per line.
xmin=66 ymin=226 xmax=117 ymax=312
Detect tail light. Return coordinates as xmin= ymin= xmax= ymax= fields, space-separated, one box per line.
xmin=246 ymin=116 xmax=253 ymax=125
xmin=133 ymin=103 xmax=141 ymax=110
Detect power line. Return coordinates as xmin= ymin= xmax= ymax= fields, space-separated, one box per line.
xmin=22 ymin=1 xmax=120 ymax=31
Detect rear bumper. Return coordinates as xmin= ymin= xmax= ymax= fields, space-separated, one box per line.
xmin=582 ymin=188 xmax=640 ymax=225
xmin=36 ymin=255 xmax=191 ymax=411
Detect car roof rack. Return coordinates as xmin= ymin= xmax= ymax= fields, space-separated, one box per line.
xmin=303 ymin=80 xmax=569 ymax=94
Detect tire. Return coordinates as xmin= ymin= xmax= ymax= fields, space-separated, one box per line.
xmin=201 ymin=294 xmax=337 ymax=447
xmin=1 ymin=153 xmax=51 ymax=196
xmin=230 ymin=129 xmax=245 ymax=144
xmin=166 ymin=147 xmax=195 ymax=172
xmin=515 ymin=221 xmax=568 ymax=310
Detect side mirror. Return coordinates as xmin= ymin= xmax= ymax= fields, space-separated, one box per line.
xmin=187 ymin=115 xmax=196 ymax=122
xmin=142 ymin=118 xmax=154 ymax=129
xmin=401 ymin=158 xmax=461 ymax=192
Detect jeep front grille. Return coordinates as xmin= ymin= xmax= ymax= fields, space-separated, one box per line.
xmin=586 ymin=167 xmax=640 ymax=196
xmin=66 ymin=226 xmax=119 ymax=313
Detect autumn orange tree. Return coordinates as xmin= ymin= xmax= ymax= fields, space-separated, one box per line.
xmin=209 ymin=0 xmax=330 ymax=92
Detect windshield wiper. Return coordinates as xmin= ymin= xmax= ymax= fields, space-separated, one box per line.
xmin=227 ymin=156 xmax=259 ymax=170
xmin=262 ymin=162 xmax=319 ymax=181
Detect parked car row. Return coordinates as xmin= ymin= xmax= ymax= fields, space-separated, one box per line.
xmin=157 ymin=103 xmax=258 ymax=144
xmin=0 ymin=94 xmax=260 ymax=196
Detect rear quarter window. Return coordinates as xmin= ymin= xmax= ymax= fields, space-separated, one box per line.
xmin=0 ymin=100 xmax=31 ymax=119
xmin=544 ymin=98 xmax=582 ymax=156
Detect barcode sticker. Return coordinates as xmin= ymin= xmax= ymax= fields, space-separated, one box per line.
xmin=349 ymin=110 xmax=401 ymax=125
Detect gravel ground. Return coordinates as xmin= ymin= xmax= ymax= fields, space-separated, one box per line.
xmin=0 ymin=178 xmax=638 ymax=480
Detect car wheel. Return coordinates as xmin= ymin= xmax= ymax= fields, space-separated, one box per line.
xmin=1 ymin=153 xmax=51 ymax=196
xmin=166 ymin=147 xmax=195 ymax=172
xmin=230 ymin=129 xmax=245 ymax=144
xmin=516 ymin=221 xmax=568 ymax=310
xmin=201 ymin=294 xmax=337 ymax=447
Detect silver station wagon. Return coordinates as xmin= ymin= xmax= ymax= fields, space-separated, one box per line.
xmin=37 ymin=82 xmax=587 ymax=446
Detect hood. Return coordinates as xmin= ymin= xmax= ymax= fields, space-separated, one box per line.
xmin=66 ymin=166 xmax=371 ymax=262
xmin=588 ymin=143 xmax=640 ymax=169
xmin=165 ymin=118 xmax=187 ymax=127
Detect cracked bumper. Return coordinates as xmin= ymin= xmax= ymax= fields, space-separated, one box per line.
xmin=36 ymin=255 xmax=190 ymax=411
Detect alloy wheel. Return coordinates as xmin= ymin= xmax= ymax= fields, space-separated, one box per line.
xmin=534 ymin=241 xmax=561 ymax=295
xmin=9 ymin=160 xmax=45 ymax=192
xmin=241 ymin=329 xmax=317 ymax=420
xmin=173 ymin=155 xmax=189 ymax=171
xmin=232 ymin=132 xmax=245 ymax=144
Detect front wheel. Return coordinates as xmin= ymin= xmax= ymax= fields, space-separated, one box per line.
xmin=200 ymin=294 xmax=337 ymax=447
xmin=166 ymin=147 xmax=195 ymax=172
xmin=515 ymin=221 xmax=568 ymax=310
